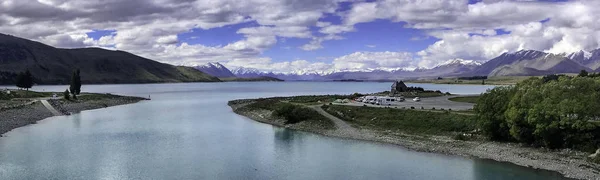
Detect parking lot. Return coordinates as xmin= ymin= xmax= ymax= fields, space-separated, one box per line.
xmin=334 ymin=95 xmax=475 ymax=111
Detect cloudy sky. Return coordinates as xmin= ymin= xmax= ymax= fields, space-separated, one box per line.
xmin=1 ymin=0 xmax=599 ymax=73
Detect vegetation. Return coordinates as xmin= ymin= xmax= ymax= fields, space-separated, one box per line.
xmin=69 ymin=69 xmax=82 ymax=96
xmin=475 ymin=76 xmax=600 ymax=151
xmin=15 ymin=70 xmax=34 ymax=90
xmin=458 ymin=76 xmax=488 ymax=80
xmin=241 ymin=98 xmax=333 ymax=127
xmin=322 ymin=105 xmax=476 ymax=135
xmin=0 ymin=89 xmax=53 ymax=100
xmin=274 ymin=104 xmax=317 ymax=124
xmin=579 ymin=70 xmax=589 ymax=77
xmin=448 ymin=96 xmax=480 ymax=103
xmin=63 ymin=89 xmax=70 ymax=100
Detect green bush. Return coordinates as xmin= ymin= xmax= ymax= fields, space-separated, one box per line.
xmin=63 ymin=89 xmax=70 ymax=100
xmin=476 ymin=77 xmax=600 ymax=150
xmin=274 ymin=103 xmax=318 ymax=124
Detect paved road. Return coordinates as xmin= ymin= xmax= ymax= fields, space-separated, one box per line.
xmin=40 ymin=100 xmax=62 ymax=116
xmin=337 ymin=95 xmax=475 ymax=111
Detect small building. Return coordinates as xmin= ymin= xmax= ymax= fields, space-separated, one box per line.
xmin=390 ymin=81 xmax=408 ymax=96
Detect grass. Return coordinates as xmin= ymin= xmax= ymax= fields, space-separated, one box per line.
xmin=0 ymin=89 xmax=54 ymax=100
xmin=241 ymin=98 xmax=335 ymax=129
xmin=448 ymin=96 xmax=480 ymax=103
xmin=322 ymin=104 xmax=477 ymax=135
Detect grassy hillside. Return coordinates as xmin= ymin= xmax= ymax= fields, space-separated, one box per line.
xmin=0 ymin=33 xmax=220 ymax=84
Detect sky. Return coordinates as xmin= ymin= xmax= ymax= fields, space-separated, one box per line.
xmin=1 ymin=0 xmax=599 ymax=74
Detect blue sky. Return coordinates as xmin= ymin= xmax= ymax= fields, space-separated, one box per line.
xmin=5 ymin=0 xmax=597 ymax=73
xmin=85 ymin=14 xmax=437 ymax=65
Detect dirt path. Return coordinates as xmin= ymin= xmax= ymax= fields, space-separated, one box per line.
xmin=309 ymin=105 xmax=355 ymax=131
xmin=40 ymin=100 xmax=62 ymax=116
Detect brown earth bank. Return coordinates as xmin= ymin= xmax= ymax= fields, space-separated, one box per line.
xmin=228 ymin=99 xmax=600 ymax=180
xmin=0 ymin=94 xmax=147 ymax=135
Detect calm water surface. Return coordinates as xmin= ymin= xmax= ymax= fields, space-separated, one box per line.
xmin=0 ymin=82 xmax=568 ymax=179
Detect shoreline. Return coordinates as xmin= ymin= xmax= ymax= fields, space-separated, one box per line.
xmin=229 ymin=99 xmax=600 ymax=180
xmin=0 ymin=94 xmax=147 ymax=136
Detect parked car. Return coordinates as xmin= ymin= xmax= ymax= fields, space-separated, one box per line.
xmin=413 ymin=97 xmax=421 ymax=102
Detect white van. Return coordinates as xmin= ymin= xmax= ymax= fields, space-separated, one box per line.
xmin=362 ymin=96 xmax=377 ymax=104
xmin=376 ymin=97 xmax=402 ymax=106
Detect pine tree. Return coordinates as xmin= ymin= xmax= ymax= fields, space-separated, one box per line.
xmin=70 ymin=69 xmax=82 ymax=96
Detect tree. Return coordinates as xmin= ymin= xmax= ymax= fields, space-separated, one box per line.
xmin=474 ymin=86 xmax=515 ymax=141
xmin=578 ymin=70 xmax=589 ymax=77
xmin=15 ymin=70 xmax=34 ymax=90
xmin=69 ymin=69 xmax=81 ymax=95
xmin=63 ymin=89 xmax=70 ymax=100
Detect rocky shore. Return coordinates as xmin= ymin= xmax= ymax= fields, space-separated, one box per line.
xmin=229 ymin=99 xmax=600 ymax=180
xmin=0 ymin=94 xmax=147 ymax=135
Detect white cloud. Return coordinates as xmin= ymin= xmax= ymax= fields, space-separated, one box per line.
xmin=3 ymin=0 xmax=600 ymax=73
xmin=332 ymin=51 xmax=416 ymax=71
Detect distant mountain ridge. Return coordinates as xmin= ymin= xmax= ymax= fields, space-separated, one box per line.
xmin=194 ymin=62 xmax=235 ymax=78
xmin=0 ymin=33 xmax=220 ymax=84
xmin=231 ymin=49 xmax=600 ymax=81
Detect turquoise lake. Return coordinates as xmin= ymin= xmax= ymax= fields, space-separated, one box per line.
xmin=0 ymin=82 xmax=568 ymax=179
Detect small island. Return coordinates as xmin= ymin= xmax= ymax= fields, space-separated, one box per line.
xmin=229 ymin=78 xmax=600 ymax=180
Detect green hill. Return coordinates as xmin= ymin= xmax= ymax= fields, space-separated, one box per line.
xmin=0 ymin=33 xmax=220 ymax=84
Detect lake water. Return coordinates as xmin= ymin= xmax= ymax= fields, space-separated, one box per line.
xmin=0 ymin=82 xmax=568 ymax=179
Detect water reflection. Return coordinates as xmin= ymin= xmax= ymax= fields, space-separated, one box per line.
xmin=0 ymin=82 xmax=570 ymax=180
xmin=472 ymin=159 xmax=569 ymax=180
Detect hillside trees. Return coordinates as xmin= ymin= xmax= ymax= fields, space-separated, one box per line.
xmin=476 ymin=76 xmax=600 ymax=151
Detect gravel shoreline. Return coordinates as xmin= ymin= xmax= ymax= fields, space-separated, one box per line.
xmin=0 ymin=95 xmax=146 ymax=135
xmin=229 ymin=99 xmax=600 ymax=180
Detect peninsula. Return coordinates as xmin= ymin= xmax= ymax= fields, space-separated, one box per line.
xmin=0 ymin=89 xmax=148 ymax=135
xmin=228 ymin=77 xmax=600 ymax=180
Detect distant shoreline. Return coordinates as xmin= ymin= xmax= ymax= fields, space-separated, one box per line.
xmin=228 ymin=98 xmax=599 ymax=180
xmin=0 ymin=93 xmax=147 ymax=136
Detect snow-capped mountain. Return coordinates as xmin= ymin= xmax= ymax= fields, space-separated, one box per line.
xmin=564 ymin=49 xmax=600 ymax=70
xmin=194 ymin=62 xmax=236 ymax=78
xmin=470 ymin=49 xmax=591 ymax=77
xmin=217 ymin=48 xmax=600 ymax=81
xmin=232 ymin=67 xmax=325 ymax=80
xmin=435 ymin=59 xmax=482 ymax=67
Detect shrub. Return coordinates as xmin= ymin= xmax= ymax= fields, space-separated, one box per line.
xmin=63 ymin=89 xmax=70 ymax=100
xmin=274 ymin=104 xmax=315 ymax=124
xmin=453 ymin=134 xmax=469 ymax=141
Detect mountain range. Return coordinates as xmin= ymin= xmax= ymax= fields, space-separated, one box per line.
xmin=0 ymin=33 xmax=220 ymax=84
xmin=193 ymin=62 xmax=235 ymax=78
xmin=3 ymin=32 xmax=599 ymax=84
xmin=197 ymin=49 xmax=600 ymax=81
